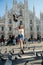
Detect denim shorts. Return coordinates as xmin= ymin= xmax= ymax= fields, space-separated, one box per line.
xmin=18 ymin=34 xmax=24 ymax=40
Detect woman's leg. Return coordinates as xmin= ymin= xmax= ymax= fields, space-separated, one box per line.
xmin=20 ymin=39 xmax=23 ymax=50
xmin=20 ymin=39 xmax=24 ymax=54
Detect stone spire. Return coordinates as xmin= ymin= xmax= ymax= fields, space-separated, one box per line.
xmin=12 ymin=0 xmax=17 ymax=12
xmin=5 ymin=0 xmax=8 ymax=13
xmin=33 ymin=5 xmax=35 ymax=16
xmin=12 ymin=0 xmax=17 ymax=7
xmin=5 ymin=0 xmax=8 ymax=19
xmin=24 ymin=0 xmax=29 ymax=38
xmin=5 ymin=0 xmax=8 ymax=39
xmin=24 ymin=0 xmax=28 ymax=9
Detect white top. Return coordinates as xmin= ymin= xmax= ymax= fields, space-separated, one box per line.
xmin=18 ymin=28 xmax=24 ymax=39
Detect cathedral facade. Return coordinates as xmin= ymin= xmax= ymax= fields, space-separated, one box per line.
xmin=0 ymin=0 xmax=43 ymax=39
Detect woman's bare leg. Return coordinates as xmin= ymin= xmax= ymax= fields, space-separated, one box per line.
xmin=20 ymin=39 xmax=24 ymax=54
xmin=20 ymin=40 xmax=23 ymax=50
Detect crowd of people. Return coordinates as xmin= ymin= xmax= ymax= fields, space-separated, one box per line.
xmin=0 ymin=35 xmax=18 ymax=46
xmin=0 ymin=34 xmax=42 ymax=46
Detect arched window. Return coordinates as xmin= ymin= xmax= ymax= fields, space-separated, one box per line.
xmin=9 ymin=19 xmax=12 ymax=24
xmin=20 ymin=21 xmax=23 ymax=25
xmin=30 ymin=26 xmax=33 ymax=31
xmin=30 ymin=20 xmax=32 ymax=24
xmin=1 ymin=26 xmax=4 ymax=31
xmin=37 ymin=26 xmax=39 ymax=31
xmin=9 ymin=27 xmax=12 ymax=31
xmin=20 ymin=9 xmax=22 ymax=16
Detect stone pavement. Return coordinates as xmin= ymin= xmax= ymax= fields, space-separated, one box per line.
xmin=0 ymin=41 xmax=43 ymax=65
xmin=0 ymin=41 xmax=43 ymax=53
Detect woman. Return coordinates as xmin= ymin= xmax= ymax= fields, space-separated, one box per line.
xmin=18 ymin=24 xmax=24 ymax=54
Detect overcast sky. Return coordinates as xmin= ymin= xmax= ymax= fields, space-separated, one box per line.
xmin=0 ymin=0 xmax=43 ymax=18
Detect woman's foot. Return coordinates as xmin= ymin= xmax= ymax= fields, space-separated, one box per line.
xmin=21 ymin=49 xmax=24 ymax=54
xmin=18 ymin=53 xmax=21 ymax=57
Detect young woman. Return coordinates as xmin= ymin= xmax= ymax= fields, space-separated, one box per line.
xmin=18 ymin=24 xmax=24 ymax=54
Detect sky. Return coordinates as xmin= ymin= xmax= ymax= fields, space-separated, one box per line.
xmin=0 ymin=0 xmax=43 ymax=18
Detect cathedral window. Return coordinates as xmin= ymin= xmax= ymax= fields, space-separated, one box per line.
xmin=0 ymin=27 xmax=1 ymax=31
xmin=20 ymin=21 xmax=23 ymax=25
xmin=37 ymin=26 xmax=39 ymax=31
xmin=20 ymin=9 xmax=22 ymax=16
xmin=9 ymin=19 xmax=12 ymax=24
xmin=30 ymin=20 xmax=32 ymax=24
xmin=1 ymin=26 xmax=4 ymax=31
xmin=30 ymin=26 xmax=32 ymax=31
xmin=9 ymin=27 xmax=12 ymax=31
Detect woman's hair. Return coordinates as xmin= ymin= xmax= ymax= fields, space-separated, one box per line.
xmin=19 ymin=25 xmax=23 ymax=29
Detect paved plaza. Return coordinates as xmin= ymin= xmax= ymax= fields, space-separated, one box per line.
xmin=0 ymin=41 xmax=43 ymax=65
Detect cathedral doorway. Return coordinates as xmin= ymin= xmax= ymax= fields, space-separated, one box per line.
xmin=37 ymin=33 xmax=41 ymax=41
xmin=30 ymin=34 xmax=33 ymax=39
xmin=30 ymin=34 xmax=33 ymax=43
